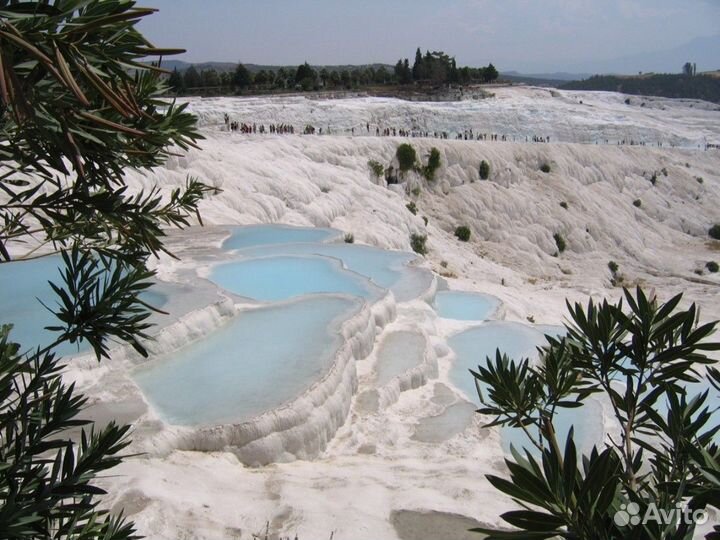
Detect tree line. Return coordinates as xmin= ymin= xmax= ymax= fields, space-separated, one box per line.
xmin=168 ymin=48 xmax=499 ymax=95
xmin=394 ymin=48 xmax=498 ymax=85
xmin=561 ymin=68 xmax=720 ymax=104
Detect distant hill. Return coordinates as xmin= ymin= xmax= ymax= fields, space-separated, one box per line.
xmin=564 ymin=34 xmax=720 ymax=75
xmin=561 ymin=73 xmax=720 ymax=104
xmin=503 ymin=70 xmax=591 ymax=82
xmin=500 ymin=72 xmax=580 ymax=88
xmin=161 ymin=60 xmax=236 ymax=73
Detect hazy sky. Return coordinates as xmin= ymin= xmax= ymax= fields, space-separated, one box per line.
xmin=137 ymin=0 xmax=720 ymax=73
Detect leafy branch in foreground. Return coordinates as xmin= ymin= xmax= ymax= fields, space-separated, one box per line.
xmin=0 ymin=0 xmax=217 ymax=262
xmin=0 ymin=1 xmax=215 ymax=538
xmin=0 ymin=326 xmax=139 ymax=540
xmin=471 ymin=288 xmax=720 ymax=539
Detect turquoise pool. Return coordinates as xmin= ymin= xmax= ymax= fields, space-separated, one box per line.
xmin=133 ymin=296 xmax=359 ymax=425
xmin=448 ymin=321 xmax=603 ymax=454
xmin=222 ymin=225 xmax=338 ymax=250
xmin=434 ymin=291 xmax=501 ymax=321
xmin=375 ymin=331 xmax=426 ymax=386
xmin=0 ymin=254 xmax=167 ymax=357
xmin=210 ymin=255 xmax=378 ymax=302
xmin=226 ymin=242 xmax=429 ymax=302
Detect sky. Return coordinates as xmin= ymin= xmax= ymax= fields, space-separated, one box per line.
xmin=136 ymin=0 xmax=720 ymax=74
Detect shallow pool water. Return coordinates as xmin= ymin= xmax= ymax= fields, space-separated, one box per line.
xmin=448 ymin=321 xmax=603 ymax=453
xmin=133 ymin=296 xmax=359 ymax=426
xmin=434 ymin=291 xmax=501 ymax=321
xmin=222 ymin=225 xmax=338 ymax=251
xmin=210 ymin=255 xmax=378 ymax=302
xmin=638 ymin=377 xmax=719 ymax=444
xmin=375 ymin=331 xmax=425 ymax=386
xmin=0 ymin=255 xmax=69 ymax=354
xmin=0 ymin=254 xmax=168 ymax=357
xmin=227 ymin=242 xmax=428 ymax=302
xmin=448 ymin=321 xmax=547 ymax=401
xmin=412 ymin=402 xmax=477 ymax=443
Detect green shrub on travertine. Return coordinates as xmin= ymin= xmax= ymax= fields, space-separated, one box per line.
xmin=406 ymin=202 xmax=418 ymax=215
xmin=454 ymin=226 xmax=471 ymax=242
xmin=368 ymin=159 xmax=384 ymax=177
xmin=479 ymin=160 xmax=490 ymax=180
xmin=410 ymin=233 xmax=427 ymax=255
xmin=553 ymin=233 xmax=566 ymax=253
xmin=422 ymin=147 xmax=441 ymax=180
xmin=540 ymin=163 xmax=551 ymax=173
xmin=396 ymin=143 xmax=417 ymax=173
xmin=710 ymin=224 xmax=720 ymax=240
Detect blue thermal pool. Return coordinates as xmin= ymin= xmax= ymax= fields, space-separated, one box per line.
xmin=412 ymin=402 xmax=477 ymax=443
xmin=448 ymin=321 xmax=603 ymax=454
xmin=0 ymin=254 xmax=168 ymax=357
xmin=375 ymin=331 xmax=426 ymax=386
xmin=209 ymin=255 xmax=378 ymax=302
xmin=133 ymin=296 xmax=359 ymax=426
xmin=645 ymin=378 xmax=719 ymax=443
xmin=222 ymin=224 xmax=338 ymax=250
xmin=223 ymin=241 xmax=430 ymax=302
xmin=434 ymin=291 xmax=501 ymax=321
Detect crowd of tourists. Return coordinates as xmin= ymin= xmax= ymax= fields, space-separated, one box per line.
xmin=220 ymin=114 xmax=717 ymax=149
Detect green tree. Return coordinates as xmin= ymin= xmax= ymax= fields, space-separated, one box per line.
xmin=427 ymin=51 xmax=451 ymax=84
xmin=394 ymin=60 xmax=404 ymax=82
xmin=220 ymin=71 xmax=233 ymax=88
xmin=319 ymin=68 xmax=330 ymax=88
xmin=183 ymin=64 xmax=201 ymax=89
xmin=295 ymin=62 xmax=317 ymax=89
xmin=329 ymin=70 xmax=341 ymax=88
xmin=201 ymin=68 xmax=219 ymax=88
xmin=340 ymin=69 xmax=351 ymax=89
xmin=375 ymin=66 xmax=390 ymax=84
xmin=168 ymin=67 xmax=184 ymax=94
xmin=254 ymin=69 xmax=269 ymax=88
xmin=351 ymin=68 xmax=363 ymax=87
xmin=412 ymin=47 xmax=425 ymax=81
xmin=483 ymin=62 xmax=499 ymax=82
xmin=0 ymin=2 xmax=213 ymax=538
xmin=233 ymin=62 xmax=252 ymax=89
xmin=263 ymin=70 xmax=275 ymax=88
xmin=448 ymin=57 xmax=459 ymax=84
xmin=395 ymin=58 xmax=412 ymax=84
xmin=274 ymin=67 xmax=287 ymax=89
xmin=471 ymin=288 xmax=720 ymax=539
